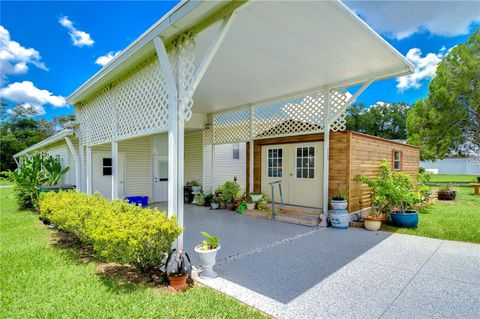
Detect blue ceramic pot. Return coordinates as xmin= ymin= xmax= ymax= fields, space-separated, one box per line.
xmin=391 ymin=210 xmax=418 ymax=228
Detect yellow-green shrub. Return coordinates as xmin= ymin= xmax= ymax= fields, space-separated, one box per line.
xmin=39 ymin=191 xmax=183 ymax=271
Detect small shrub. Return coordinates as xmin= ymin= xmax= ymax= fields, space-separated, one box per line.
xmin=39 ymin=191 xmax=183 ymax=272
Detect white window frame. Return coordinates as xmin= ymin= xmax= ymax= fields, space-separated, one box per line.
xmin=102 ymin=157 xmax=113 ymax=176
xmin=295 ymin=146 xmax=316 ymax=179
xmin=267 ymin=147 xmax=283 ymax=178
xmin=232 ymin=143 xmax=240 ymax=160
xmin=393 ymin=150 xmax=402 ymax=171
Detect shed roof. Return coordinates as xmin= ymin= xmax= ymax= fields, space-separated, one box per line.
xmin=13 ymin=130 xmax=74 ymax=158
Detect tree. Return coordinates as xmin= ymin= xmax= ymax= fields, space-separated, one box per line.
xmin=346 ymin=102 xmax=409 ymax=140
xmin=407 ymin=30 xmax=480 ymax=160
xmin=0 ymin=102 xmax=56 ymax=171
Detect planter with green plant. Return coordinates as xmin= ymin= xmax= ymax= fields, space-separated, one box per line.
xmin=203 ymin=193 xmax=213 ymax=207
xmin=210 ymin=196 xmax=220 ymax=209
xmin=194 ymin=232 xmax=220 ymax=279
xmin=187 ymin=180 xmax=202 ymax=193
xmin=245 ymin=195 xmax=256 ymax=210
xmin=437 ymin=184 xmax=456 ymax=200
xmin=250 ymin=192 xmax=263 ymax=203
xmin=220 ymin=181 xmax=240 ymax=211
xmin=389 ymin=172 xmax=421 ymax=228
xmin=331 ymin=186 xmax=348 ymax=210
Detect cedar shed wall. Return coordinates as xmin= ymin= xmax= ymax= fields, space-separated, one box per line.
xmin=348 ymin=132 xmax=420 ymax=213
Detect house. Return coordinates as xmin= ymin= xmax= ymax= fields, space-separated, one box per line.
xmin=420 ymin=157 xmax=480 ymax=175
xmin=13 ymin=0 xmax=416 ymax=248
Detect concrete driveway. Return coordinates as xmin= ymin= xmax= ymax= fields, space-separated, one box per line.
xmin=181 ymin=205 xmax=480 ymax=319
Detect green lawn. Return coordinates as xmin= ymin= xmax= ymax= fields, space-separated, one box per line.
xmin=0 ymin=179 xmax=12 ymax=186
xmin=0 ymin=188 xmax=266 ymax=319
xmin=428 ymin=174 xmax=477 ymax=183
xmin=383 ymin=187 xmax=480 ymax=243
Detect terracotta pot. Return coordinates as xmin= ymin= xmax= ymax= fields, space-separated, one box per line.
xmin=167 ymin=275 xmax=189 ymax=292
xmin=227 ymin=202 xmax=235 ymax=211
xmin=364 ymin=218 xmax=382 ymax=231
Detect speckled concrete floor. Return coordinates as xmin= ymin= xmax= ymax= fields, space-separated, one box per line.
xmin=171 ymin=204 xmax=480 ymax=318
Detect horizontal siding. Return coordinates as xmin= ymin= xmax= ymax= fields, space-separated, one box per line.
xmin=204 ymin=142 xmax=246 ymax=193
xmin=184 ymin=131 xmax=203 ymax=184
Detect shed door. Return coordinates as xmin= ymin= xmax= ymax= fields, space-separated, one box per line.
xmin=261 ymin=142 xmax=323 ymax=208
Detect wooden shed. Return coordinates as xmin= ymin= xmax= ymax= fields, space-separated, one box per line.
xmin=247 ymin=131 xmax=420 ymax=213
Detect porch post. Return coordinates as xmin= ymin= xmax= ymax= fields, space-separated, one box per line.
xmin=111 ymin=141 xmax=119 ymax=199
xmin=79 ymin=144 xmax=84 ymax=192
xmin=64 ymin=136 xmax=80 ymax=191
xmin=249 ymin=105 xmax=254 ymax=193
xmin=211 ymin=123 xmax=215 ymax=192
xmin=176 ymin=114 xmax=185 ymax=248
xmin=321 ymin=91 xmax=331 ymax=226
xmin=154 ymin=37 xmax=178 ymax=219
xmin=86 ymin=145 xmax=92 ymax=195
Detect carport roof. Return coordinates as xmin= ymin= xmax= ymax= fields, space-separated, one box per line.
xmin=67 ymin=0 xmax=414 ymax=113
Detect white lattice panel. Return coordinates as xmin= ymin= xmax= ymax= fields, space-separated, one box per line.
xmin=79 ymin=87 xmax=115 ymax=146
xmin=212 ymin=107 xmax=250 ymax=144
xmin=115 ymin=57 xmax=169 ymax=140
xmin=210 ymin=88 xmax=350 ymax=144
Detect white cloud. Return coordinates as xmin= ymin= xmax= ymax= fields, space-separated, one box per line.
xmin=95 ymin=51 xmax=120 ymax=66
xmin=0 ymin=25 xmax=48 ymax=79
xmin=345 ymin=1 xmax=480 ymax=39
xmin=396 ymin=48 xmax=447 ymax=91
xmin=58 ymin=16 xmax=94 ymax=47
xmin=0 ymin=81 xmax=66 ymax=111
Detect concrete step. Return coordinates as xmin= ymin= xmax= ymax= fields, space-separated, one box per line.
xmin=275 ymin=213 xmax=319 ymax=227
xmin=265 ymin=203 xmax=321 ymax=217
xmin=244 ymin=209 xmax=269 ymax=220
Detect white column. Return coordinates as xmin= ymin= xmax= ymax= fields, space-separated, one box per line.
xmin=86 ymin=145 xmax=92 ymax=195
xmin=79 ymin=144 xmax=84 ymax=192
xmin=249 ymin=105 xmax=254 ymax=193
xmin=211 ymin=126 xmax=215 ymax=193
xmin=111 ymin=141 xmax=119 ymax=199
xmin=321 ymin=91 xmax=331 ymax=226
xmin=176 ymin=115 xmax=185 ymax=249
xmin=65 ymin=136 xmax=80 ymax=192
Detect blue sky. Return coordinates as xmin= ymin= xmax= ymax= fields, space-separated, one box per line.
xmin=1 ymin=1 xmax=479 ymax=119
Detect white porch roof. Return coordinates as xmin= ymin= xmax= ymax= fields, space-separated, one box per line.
xmin=13 ymin=129 xmax=74 ymax=158
xmin=67 ymin=0 xmax=414 ymax=113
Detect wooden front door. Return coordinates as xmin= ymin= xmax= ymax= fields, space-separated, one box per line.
xmin=261 ymin=142 xmax=323 ymax=208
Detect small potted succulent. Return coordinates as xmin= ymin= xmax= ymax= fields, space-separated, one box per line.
xmin=250 ymin=192 xmax=263 ymax=203
xmin=331 ymin=186 xmax=348 ymax=210
xmin=210 ymin=196 xmax=220 ymax=209
xmin=165 ymin=249 xmax=191 ymax=292
xmin=437 ymin=184 xmax=456 ymax=200
xmin=194 ymin=232 xmax=220 ymax=279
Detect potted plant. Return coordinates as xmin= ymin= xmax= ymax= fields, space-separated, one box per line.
xmin=220 ymin=181 xmax=240 ymax=211
xmin=210 ymin=196 xmax=220 ymax=210
xmin=250 ymin=192 xmax=263 ymax=203
xmin=194 ymin=232 xmax=220 ymax=279
xmin=165 ymin=249 xmax=191 ymax=291
xmin=331 ymin=186 xmax=348 ymax=210
xmin=203 ymin=193 xmax=213 ymax=207
xmin=245 ymin=195 xmax=256 ymax=210
xmin=437 ymin=184 xmax=456 ymax=200
xmin=187 ymin=180 xmax=202 ymax=193
xmin=389 ymin=173 xmax=420 ymax=228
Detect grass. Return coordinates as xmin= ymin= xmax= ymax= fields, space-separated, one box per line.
xmin=0 ymin=188 xmax=266 ymax=319
xmin=383 ymin=187 xmax=480 ymax=243
xmin=0 ymin=179 xmax=12 ymax=186
xmin=428 ymin=174 xmax=477 ymax=183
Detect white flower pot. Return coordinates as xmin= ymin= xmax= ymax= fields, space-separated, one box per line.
xmin=191 ymin=186 xmax=201 ymax=193
xmin=331 ymin=199 xmax=348 ymax=210
xmin=250 ymin=195 xmax=263 ymax=202
xmin=246 ymin=203 xmax=256 ymax=210
xmin=364 ymin=219 xmax=382 ymax=231
xmin=211 ymin=202 xmax=219 ymax=209
xmin=195 ymin=245 xmax=221 ymax=279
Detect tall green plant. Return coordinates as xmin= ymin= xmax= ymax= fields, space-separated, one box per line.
xmin=10 ymin=153 xmax=69 ymax=209
xmin=219 ymin=181 xmax=240 ymax=203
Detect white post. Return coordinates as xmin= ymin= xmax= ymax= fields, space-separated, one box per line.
xmin=111 ymin=141 xmax=119 ymax=199
xmin=154 ymin=37 xmax=178 ymax=219
xmin=321 ymin=90 xmax=331 ymax=227
xmin=86 ymin=145 xmax=92 ymax=195
xmin=211 ymin=126 xmax=215 ymax=193
xmin=64 ymin=136 xmax=80 ymax=191
xmin=79 ymin=144 xmax=84 ymax=192
xmin=249 ymin=105 xmax=254 ymax=193
xmin=176 ymin=114 xmax=185 ymax=249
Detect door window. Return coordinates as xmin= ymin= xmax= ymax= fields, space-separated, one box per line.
xmin=102 ymin=158 xmax=112 ymax=176
xmin=296 ymin=147 xmax=315 ymax=179
xmin=267 ymin=148 xmax=282 ymax=177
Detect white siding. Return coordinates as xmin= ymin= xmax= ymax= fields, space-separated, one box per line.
xmin=185 ymin=131 xmax=203 ymax=184
xmin=204 ymin=142 xmax=246 ymax=193
xmin=90 ymin=136 xmax=152 ymax=198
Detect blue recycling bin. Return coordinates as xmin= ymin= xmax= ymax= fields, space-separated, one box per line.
xmin=125 ymin=196 xmax=149 ymax=207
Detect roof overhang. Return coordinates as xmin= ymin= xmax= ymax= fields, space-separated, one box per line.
xmin=67 ymin=0 xmax=414 ymax=114
xmin=14 ymin=129 xmax=74 ymax=158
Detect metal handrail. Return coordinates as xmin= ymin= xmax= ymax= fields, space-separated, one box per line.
xmin=269 ymin=180 xmax=284 ymax=220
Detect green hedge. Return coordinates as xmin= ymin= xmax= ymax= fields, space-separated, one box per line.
xmin=39 ymin=191 xmax=183 ymax=271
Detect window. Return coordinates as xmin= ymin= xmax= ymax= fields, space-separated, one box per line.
xmin=267 ymin=148 xmax=282 ymax=177
xmin=296 ymin=146 xmax=315 ymax=179
xmin=393 ymin=151 xmax=402 ymax=171
xmin=103 ymin=158 xmax=112 ymax=176
xmin=232 ymin=143 xmax=240 ymax=160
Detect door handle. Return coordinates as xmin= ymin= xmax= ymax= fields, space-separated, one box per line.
xmin=154 ymin=177 xmax=158 ymax=182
